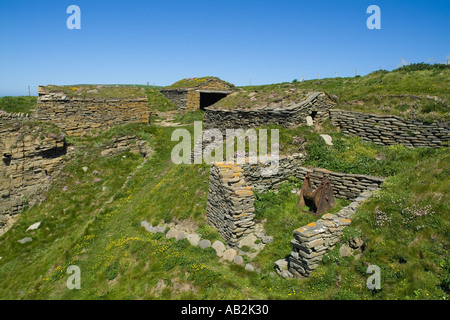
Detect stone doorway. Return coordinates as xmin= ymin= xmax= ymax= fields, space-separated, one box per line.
xmin=199 ymin=91 xmax=228 ymax=110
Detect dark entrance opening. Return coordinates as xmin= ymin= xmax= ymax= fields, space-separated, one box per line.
xmin=2 ymin=154 xmax=11 ymax=166
xmin=199 ymin=92 xmax=228 ymax=110
xmin=310 ymin=111 xmax=318 ymax=120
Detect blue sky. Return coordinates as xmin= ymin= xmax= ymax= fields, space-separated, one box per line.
xmin=0 ymin=0 xmax=449 ymax=96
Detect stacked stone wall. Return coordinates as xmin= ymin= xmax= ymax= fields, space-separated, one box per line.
xmin=187 ymin=91 xmax=200 ymax=111
xmin=34 ymin=94 xmax=149 ymax=136
xmin=203 ymin=92 xmax=334 ymax=130
xmin=241 ymin=155 xmax=385 ymax=201
xmin=330 ymin=109 xmax=449 ymax=148
xmin=288 ymin=191 xmax=373 ymax=278
xmin=160 ymin=89 xmax=188 ymax=111
xmin=206 ymin=153 xmax=385 ymax=249
xmin=206 ymin=163 xmax=255 ymax=247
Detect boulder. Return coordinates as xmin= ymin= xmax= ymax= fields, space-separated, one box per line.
xmin=212 ymin=240 xmax=226 ymax=257
xmin=339 ymin=244 xmax=353 ymax=257
xmin=245 ymin=263 xmax=255 ymax=272
xmin=165 ymin=229 xmax=179 ymax=239
xmin=199 ymin=239 xmax=211 ymax=249
xmin=141 ymin=220 xmax=150 ymax=229
xmin=176 ymin=231 xmax=186 ymax=241
xmin=320 ymin=134 xmax=333 ymax=146
xmin=187 ymin=233 xmax=200 ymax=246
xmin=222 ymin=249 xmax=237 ymax=262
xmin=233 ymin=255 xmax=244 ymax=265
xmin=261 ymin=235 xmax=273 ymax=244
xmin=18 ymin=237 xmax=32 ymax=244
xmin=26 ymin=222 xmax=41 ymax=232
xmin=154 ymin=226 xmax=166 ymax=234
xmin=0 ymin=215 xmax=8 ymax=227
xmin=275 ymin=259 xmax=288 ymax=271
xmin=280 ymin=270 xmax=294 ymax=278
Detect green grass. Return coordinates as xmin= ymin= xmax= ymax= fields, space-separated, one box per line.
xmin=41 ymin=85 xmax=147 ymax=99
xmin=165 ymin=77 xmax=234 ymax=89
xmin=0 ymin=96 xmax=37 ymax=114
xmin=145 ymin=89 xmax=177 ymax=113
xmin=173 ymin=110 xmax=205 ymax=124
xmin=211 ymin=86 xmax=310 ymax=110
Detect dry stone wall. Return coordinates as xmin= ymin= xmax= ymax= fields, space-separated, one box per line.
xmin=330 ymin=109 xmax=449 ymax=148
xmin=160 ymin=89 xmax=188 ymax=111
xmin=207 ymin=153 xmax=385 ymax=248
xmin=187 ymin=91 xmax=201 ymax=111
xmin=0 ymin=118 xmax=66 ymax=229
xmin=241 ymin=153 xmax=306 ymax=192
xmin=286 ymin=190 xmax=373 ymax=278
xmin=203 ymin=92 xmax=334 ymax=130
xmin=241 ymin=154 xmax=385 ymax=201
xmin=292 ymin=167 xmax=385 ymax=201
xmin=207 ymin=162 xmax=255 ymax=247
xmin=34 ymin=94 xmax=149 ymax=136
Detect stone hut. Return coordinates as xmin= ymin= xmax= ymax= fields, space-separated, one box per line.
xmin=160 ymin=77 xmax=235 ymax=112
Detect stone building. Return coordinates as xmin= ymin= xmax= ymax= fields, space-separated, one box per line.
xmin=160 ymin=77 xmax=234 ymax=112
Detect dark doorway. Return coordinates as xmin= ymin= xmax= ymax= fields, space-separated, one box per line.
xmin=199 ymin=92 xmax=228 ymax=110
xmin=310 ymin=111 xmax=318 ymax=120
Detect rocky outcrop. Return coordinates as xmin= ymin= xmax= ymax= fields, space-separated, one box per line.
xmin=0 ymin=119 xmax=66 ymax=231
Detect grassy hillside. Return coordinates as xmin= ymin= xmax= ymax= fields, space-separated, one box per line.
xmin=0 ymin=96 xmax=37 ymax=114
xmin=234 ymin=64 xmax=450 ymax=122
xmin=0 ymin=122 xmax=447 ymax=300
xmin=0 ymin=67 xmax=449 ymax=300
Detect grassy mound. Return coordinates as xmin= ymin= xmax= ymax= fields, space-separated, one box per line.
xmin=165 ymin=77 xmax=234 ymax=90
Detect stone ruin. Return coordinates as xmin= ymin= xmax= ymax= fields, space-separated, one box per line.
xmin=206 ymin=153 xmax=385 ymax=278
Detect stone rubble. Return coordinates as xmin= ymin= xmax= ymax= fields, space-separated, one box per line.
xmin=140 ymin=220 xmax=261 ymax=271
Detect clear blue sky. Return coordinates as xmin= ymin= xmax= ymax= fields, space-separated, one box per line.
xmin=0 ymin=0 xmax=449 ymax=96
